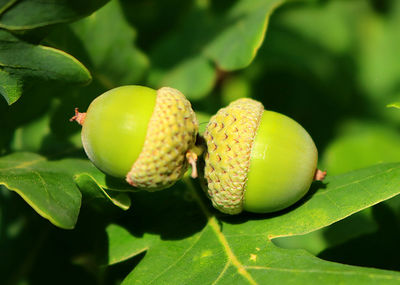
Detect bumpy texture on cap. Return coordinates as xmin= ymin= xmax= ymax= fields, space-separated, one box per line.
xmin=204 ymin=98 xmax=264 ymax=214
xmin=126 ymin=87 xmax=198 ymax=190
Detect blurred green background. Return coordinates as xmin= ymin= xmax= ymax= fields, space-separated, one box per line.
xmin=1 ymin=0 xmax=400 ymax=283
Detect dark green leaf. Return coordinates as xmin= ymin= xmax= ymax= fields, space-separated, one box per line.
xmin=0 ymin=152 xmax=131 ymax=229
xmin=69 ymin=0 xmax=148 ymax=87
xmin=356 ymin=2 xmax=400 ymax=101
xmin=0 ymin=152 xmax=82 ymax=229
xmin=205 ymin=0 xmax=287 ymax=70
xmin=75 ymin=173 xmax=131 ymax=211
xmin=0 ymin=69 xmax=22 ymax=104
xmin=0 ymin=29 xmax=91 ymax=104
xmin=149 ymin=57 xmax=215 ymax=101
xmin=10 ymin=114 xmax=52 ymax=152
xmin=274 ymin=0 xmax=400 ymax=104
xmin=107 ymin=224 xmax=157 ymax=266
xmin=148 ymin=0 xmax=287 ymax=100
xmin=0 ymin=0 xmax=109 ymax=31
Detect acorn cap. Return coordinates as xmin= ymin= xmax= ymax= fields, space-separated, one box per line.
xmin=126 ymin=87 xmax=198 ymax=190
xmin=204 ymin=98 xmax=264 ymax=214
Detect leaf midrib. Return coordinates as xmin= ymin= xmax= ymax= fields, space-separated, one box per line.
xmin=186 ymin=178 xmax=258 ymax=285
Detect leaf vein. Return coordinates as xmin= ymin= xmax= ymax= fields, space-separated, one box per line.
xmin=147 ymin=230 xmax=205 ymax=284
xmin=212 ymin=260 xmax=231 ymax=285
xmin=245 ymin=265 xmax=400 ymax=279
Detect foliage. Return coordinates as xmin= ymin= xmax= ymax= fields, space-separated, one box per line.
xmin=1 ymin=0 xmax=400 ymax=284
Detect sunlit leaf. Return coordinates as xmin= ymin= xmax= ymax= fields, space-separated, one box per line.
xmin=387 ymin=102 xmax=400 ymax=109
xmin=108 ymin=163 xmax=400 ymax=283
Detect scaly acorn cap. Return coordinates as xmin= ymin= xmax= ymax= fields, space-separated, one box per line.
xmin=126 ymin=87 xmax=198 ymax=191
xmin=204 ymin=98 xmax=264 ymax=214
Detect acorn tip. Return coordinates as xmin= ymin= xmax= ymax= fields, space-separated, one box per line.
xmin=314 ymin=169 xmax=327 ymax=181
xmin=70 ymin=108 xmax=86 ymax=125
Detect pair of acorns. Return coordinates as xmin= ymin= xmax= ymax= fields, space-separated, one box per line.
xmin=71 ymin=86 xmax=325 ymax=215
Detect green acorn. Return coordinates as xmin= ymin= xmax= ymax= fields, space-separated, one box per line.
xmin=71 ymin=85 xmax=199 ymax=191
xmin=203 ymin=98 xmax=324 ymax=214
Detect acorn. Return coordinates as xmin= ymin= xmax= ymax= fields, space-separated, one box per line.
xmin=71 ymin=85 xmax=199 ymax=191
xmin=203 ymin=98 xmax=325 ymax=214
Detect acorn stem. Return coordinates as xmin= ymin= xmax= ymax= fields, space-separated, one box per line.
xmin=186 ymin=151 xmax=198 ymax=178
xmin=69 ymin=108 xmax=86 ymax=125
xmin=314 ymin=169 xmax=327 ymax=181
xmin=186 ymin=137 xmax=206 ymax=179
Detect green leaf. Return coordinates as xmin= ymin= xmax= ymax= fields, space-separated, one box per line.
xmin=274 ymin=0 xmax=354 ymax=55
xmin=0 ymin=0 xmax=109 ymax=31
xmin=107 ymin=163 xmax=400 ymax=283
xmin=69 ymin=0 xmax=148 ymax=87
xmin=387 ymin=102 xmax=400 ymax=109
xmin=356 ymin=1 xmax=400 ymax=101
xmin=120 ymin=233 xmax=400 ymax=284
xmin=221 ymin=75 xmax=251 ymax=106
xmin=233 ymin=163 xmax=400 ymax=238
xmin=0 ymin=69 xmax=22 ymax=104
xmin=107 ymin=223 xmax=158 ymax=266
xmin=280 ymin=0 xmax=400 ymax=102
xmin=0 ymin=152 xmax=82 ymax=229
xmin=205 ymin=0 xmax=286 ymax=70
xmin=150 ymin=57 xmax=215 ymax=101
xmin=321 ymin=122 xmax=400 ymax=175
xmin=148 ymin=0 xmax=286 ymax=100
xmin=273 ymin=208 xmax=378 ymax=256
xmin=0 ymin=29 xmax=91 ymax=104
xmin=10 ymin=114 xmax=52 ymax=152
xmin=0 ymin=152 xmax=131 ymax=229
xmin=75 ymin=173 xmax=131 ymax=211
xmin=195 ymin=111 xmax=212 ymax=136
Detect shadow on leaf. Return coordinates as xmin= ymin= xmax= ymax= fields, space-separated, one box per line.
xmin=318 ymin=201 xmax=400 ymax=271
xmin=111 ymin=181 xmax=208 ymax=241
